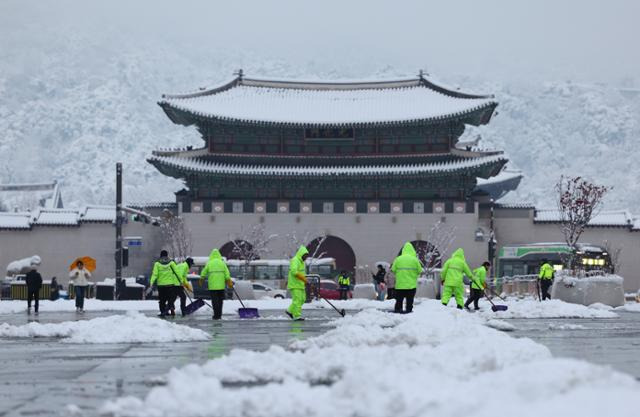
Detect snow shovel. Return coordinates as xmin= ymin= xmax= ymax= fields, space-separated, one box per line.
xmin=488 ymin=287 xmax=507 ymax=302
xmin=183 ymin=291 xmax=205 ymax=316
xmin=321 ymin=296 xmax=346 ymax=317
xmin=484 ymin=291 xmax=508 ymax=312
xmin=232 ymin=287 xmax=259 ymax=319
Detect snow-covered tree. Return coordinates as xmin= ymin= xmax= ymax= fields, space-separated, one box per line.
xmin=159 ymin=209 xmax=192 ymax=261
xmin=420 ymin=220 xmax=456 ymax=276
xmin=555 ymin=176 xmax=610 ymax=268
xmin=228 ymin=224 xmax=278 ymax=263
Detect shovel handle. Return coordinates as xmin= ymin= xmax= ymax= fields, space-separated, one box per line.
xmin=232 ymin=286 xmax=247 ymax=309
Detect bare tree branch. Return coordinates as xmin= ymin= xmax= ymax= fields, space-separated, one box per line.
xmin=421 ymin=220 xmax=457 ymax=276
xmin=555 ymin=176 xmax=610 ymax=268
xmin=159 ymin=209 xmax=193 ymax=261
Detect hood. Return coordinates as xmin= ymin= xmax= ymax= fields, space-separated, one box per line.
xmin=157 ymin=256 xmax=172 ymax=265
xmin=401 ymin=242 xmax=416 ymax=257
xmin=451 ymin=248 xmax=465 ymax=260
xmin=295 ymin=245 xmax=309 ymax=260
xmin=209 ymin=249 xmax=222 ymax=260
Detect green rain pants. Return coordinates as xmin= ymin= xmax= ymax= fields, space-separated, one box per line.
xmin=288 ymin=289 xmax=305 ymax=319
xmin=441 ymin=285 xmax=465 ymax=308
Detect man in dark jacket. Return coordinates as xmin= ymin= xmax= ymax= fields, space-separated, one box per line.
xmin=372 ymin=265 xmax=386 ymax=301
xmin=25 ymin=267 xmax=43 ymax=314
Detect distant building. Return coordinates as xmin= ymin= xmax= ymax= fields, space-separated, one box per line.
xmin=0 ymin=180 xmax=63 ymax=212
xmin=0 ymin=73 xmax=638 ymax=290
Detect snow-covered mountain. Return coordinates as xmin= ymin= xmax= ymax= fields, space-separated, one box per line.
xmin=1 ymin=32 xmax=638 ymax=210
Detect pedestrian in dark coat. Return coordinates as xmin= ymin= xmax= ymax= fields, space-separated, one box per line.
xmin=25 ymin=267 xmax=43 ymax=314
xmin=372 ymin=265 xmax=387 ymax=301
xmin=50 ymin=277 xmax=59 ymax=301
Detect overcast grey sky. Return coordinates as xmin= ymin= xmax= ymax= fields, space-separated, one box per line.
xmin=2 ymin=0 xmax=639 ymax=82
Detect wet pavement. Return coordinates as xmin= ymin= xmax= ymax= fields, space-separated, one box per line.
xmin=509 ymin=311 xmax=640 ymax=379
xmin=0 ymin=309 xmax=338 ymax=417
xmin=0 ymin=308 xmax=638 ymax=416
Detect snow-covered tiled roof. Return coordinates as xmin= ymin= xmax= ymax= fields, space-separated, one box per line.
xmin=159 ymin=76 xmax=497 ymax=127
xmin=149 ymin=153 xmax=507 ymax=177
xmin=495 ymin=202 xmax=535 ymax=209
xmin=0 ymin=213 xmax=32 ymax=229
xmin=81 ymin=205 xmax=115 ymax=222
xmin=31 ymin=209 xmax=79 ymax=226
xmin=534 ymin=209 xmax=633 ymax=227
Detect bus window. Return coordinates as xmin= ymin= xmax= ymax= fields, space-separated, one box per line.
xmin=254 ymin=265 xmax=284 ymax=280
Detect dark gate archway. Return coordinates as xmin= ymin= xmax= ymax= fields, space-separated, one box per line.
xmin=306 ymin=235 xmax=356 ymax=276
xmin=397 ymin=240 xmax=441 ymax=268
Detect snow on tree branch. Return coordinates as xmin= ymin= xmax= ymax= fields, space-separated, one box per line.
xmin=420 ymin=220 xmax=456 ymax=275
xmin=159 ymin=209 xmax=193 ymax=261
xmin=229 ymin=224 xmax=278 ymax=264
xmin=555 ymin=175 xmax=610 ymax=267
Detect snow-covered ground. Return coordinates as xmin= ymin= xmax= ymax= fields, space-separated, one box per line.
xmin=616 ymin=303 xmax=640 ymax=313
xmin=0 ymin=311 xmax=209 ymax=343
xmin=0 ymin=297 xmax=623 ymax=319
xmin=475 ymin=298 xmax=619 ymax=319
xmin=101 ymin=299 xmax=639 ymax=417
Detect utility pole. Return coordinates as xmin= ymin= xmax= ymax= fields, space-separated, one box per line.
xmin=115 ymin=163 xmax=123 ymax=295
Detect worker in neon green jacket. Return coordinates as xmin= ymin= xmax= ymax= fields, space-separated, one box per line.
xmin=391 ymin=242 xmax=423 ymax=313
xmin=538 ymin=259 xmax=554 ymax=301
xmin=200 ymin=249 xmax=232 ymax=320
xmin=338 ymin=271 xmax=351 ymax=300
xmin=150 ymin=250 xmax=181 ymax=317
xmin=286 ymin=246 xmax=309 ymax=321
xmin=440 ymin=248 xmax=473 ymax=309
xmin=464 ymin=261 xmax=490 ymax=310
xmin=172 ymin=257 xmax=194 ymax=316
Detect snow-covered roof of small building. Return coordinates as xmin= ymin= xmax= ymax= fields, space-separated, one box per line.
xmin=494 ymin=202 xmax=535 ymax=209
xmin=80 ymin=205 xmax=115 ymax=222
xmin=159 ymin=75 xmax=497 ymax=127
xmin=148 ymin=153 xmax=507 ymax=177
xmin=534 ymin=209 xmax=633 ymax=227
xmin=0 ymin=205 xmax=120 ymax=229
xmin=0 ymin=180 xmax=63 ymax=211
xmin=31 ymin=209 xmax=79 ymax=226
xmin=0 ymin=213 xmax=32 ymax=229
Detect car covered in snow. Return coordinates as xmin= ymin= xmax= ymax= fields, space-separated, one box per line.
xmin=251 ymin=282 xmax=287 ymax=299
xmin=319 ymin=279 xmax=351 ymax=300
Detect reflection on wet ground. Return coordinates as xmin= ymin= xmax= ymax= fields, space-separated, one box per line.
xmin=0 ymin=310 xmax=337 ymax=416
xmin=509 ymin=311 xmax=640 ymax=379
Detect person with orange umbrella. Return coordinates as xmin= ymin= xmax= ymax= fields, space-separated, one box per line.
xmin=69 ymin=257 xmax=95 ymax=312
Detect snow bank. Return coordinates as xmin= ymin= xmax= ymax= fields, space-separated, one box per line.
xmin=102 ymin=300 xmax=639 ymax=417
xmin=615 ymin=303 xmax=640 ymax=313
xmin=552 ymin=274 xmax=625 ymax=307
xmin=6 ymin=255 xmax=41 ymax=275
xmin=477 ymin=298 xmax=618 ymax=319
xmin=486 ymin=319 xmax=516 ymax=331
xmin=0 ymin=312 xmax=210 ymax=343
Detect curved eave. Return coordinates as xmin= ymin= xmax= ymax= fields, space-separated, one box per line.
xmin=147 ymin=155 xmax=507 ymax=180
xmin=158 ymin=100 xmax=498 ymax=129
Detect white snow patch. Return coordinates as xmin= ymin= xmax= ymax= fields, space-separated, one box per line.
xmin=486 ymin=319 xmax=516 ymax=331
xmin=548 ymin=323 xmax=588 ymax=330
xmin=101 ymin=300 xmax=639 ymax=417
xmin=588 ymin=302 xmax=614 ymax=311
xmin=615 ymin=303 xmax=640 ymax=313
xmin=0 ymin=311 xmax=210 ymax=343
xmin=476 ymin=298 xmax=618 ymax=319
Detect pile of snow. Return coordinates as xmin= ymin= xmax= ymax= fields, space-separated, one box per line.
xmin=6 ymin=255 xmax=41 ymax=275
xmin=486 ymin=319 xmax=516 ymax=331
xmin=552 ymin=274 xmax=625 ymax=307
xmin=102 ymin=300 xmax=639 ymax=417
xmin=477 ymin=298 xmax=618 ymax=319
xmin=615 ymin=303 xmax=640 ymax=313
xmin=0 ymin=312 xmax=210 ymax=343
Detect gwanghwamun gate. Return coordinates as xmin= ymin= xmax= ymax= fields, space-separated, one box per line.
xmin=2 ymin=72 xmax=639 ymax=294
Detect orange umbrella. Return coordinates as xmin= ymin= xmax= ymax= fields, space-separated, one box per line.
xmin=69 ymin=256 xmax=97 ymax=272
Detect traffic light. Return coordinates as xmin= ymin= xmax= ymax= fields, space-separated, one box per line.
xmin=132 ymin=214 xmax=150 ymax=224
xmin=122 ymin=247 xmax=129 ymax=268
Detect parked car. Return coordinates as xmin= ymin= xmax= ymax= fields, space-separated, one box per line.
xmin=252 ymin=282 xmax=287 ymax=299
xmin=319 ymin=279 xmax=351 ymax=300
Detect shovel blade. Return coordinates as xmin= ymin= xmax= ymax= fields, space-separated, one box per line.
xmin=491 ymin=305 xmax=508 ymax=312
xmin=183 ymin=298 xmax=205 ymax=315
xmin=238 ymin=308 xmax=260 ymax=319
